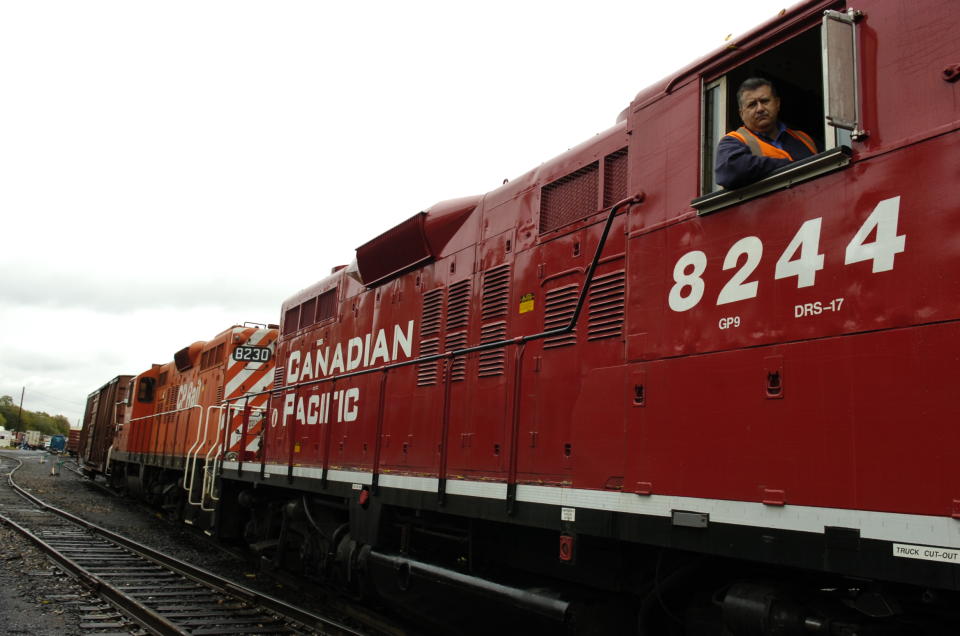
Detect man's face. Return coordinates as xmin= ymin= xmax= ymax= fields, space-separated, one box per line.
xmin=739 ymin=85 xmax=780 ymax=136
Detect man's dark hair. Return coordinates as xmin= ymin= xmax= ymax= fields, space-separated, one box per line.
xmin=737 ymin=77 xmax=778 ymax=108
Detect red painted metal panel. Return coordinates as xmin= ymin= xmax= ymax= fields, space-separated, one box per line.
xmin=624 ymin=321 xmax=960 ymax=517
xmin=628 ymin=133 xmax=960 ymax=361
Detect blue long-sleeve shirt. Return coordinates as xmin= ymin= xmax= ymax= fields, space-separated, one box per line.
xmin=715 ymin=125 xmax=816 ymax=189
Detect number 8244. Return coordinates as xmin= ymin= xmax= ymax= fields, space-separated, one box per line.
xmin=667 ymin=197 xmax=905 ymax=313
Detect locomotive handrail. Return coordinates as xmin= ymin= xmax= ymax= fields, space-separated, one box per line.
xmin=203 ymin=406 xmax=229 ymax=509
xmin=128 ymin=404 xmax=203 ymax=422
xmin=221 ymin=193 xmax=642 ymax=502
xmin=184 ymin=405 xmax=220 ymax=504
xmin=198 ymin=401 xmax=266 ymax=508
xmin=221 ymin=193 xmax=645 ymax=404
xmin=202 ymin=418 xmax=222 ymax=510
xmin=128 ymin=404 xmax=203 ymax=472
xmin=183 ymin=407 xmax=212 ymax=498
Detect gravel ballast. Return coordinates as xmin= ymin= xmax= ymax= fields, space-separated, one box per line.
xmin=0 ymin=449 xmax=338 ymax=634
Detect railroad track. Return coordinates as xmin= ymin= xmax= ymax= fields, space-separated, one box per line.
xmin=0 ymin=454 xmax=368 ymax=635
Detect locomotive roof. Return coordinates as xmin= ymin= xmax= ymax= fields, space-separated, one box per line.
xmin=630 ymin=0 xmax=830 ymax=110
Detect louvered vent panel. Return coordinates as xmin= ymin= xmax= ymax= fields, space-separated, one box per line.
xmin=446 ymin=279 xmax=471 ymax=331
xmin=283 ymin=306 xmax=300 ymax=336
xmin=421 ymin=288 xmax=444 ymax=337
xmin=543 ymin=284 xmax=579 ymax=349
xmin=299 ymin=297 xmax=317 ymax=329
xmin=446 ymin=331 xmax=468 ymax=382
xmin=587 ymin=270 xmax=626 ymax=341
xmin=273 ymin=367 xmax=284 ymax=390
xmin=603 ymin=148 xmax=629 ymax=208
xmin=317 ymin=289 xmax=337 ymax=322
xmin=481 ymin=265 xmax=510 ymax=321
xmin=478 ymin=322 xmax=508 ymax=377
xmin=539 ymin=161 xmax=599 ymax=234
xmin=165 ymin=385 xmax=180 ymax=422
xmin=215 ymin=385 xmax=224 ymax=404
xmin=417 ymin=338 xmax=441 ymax=386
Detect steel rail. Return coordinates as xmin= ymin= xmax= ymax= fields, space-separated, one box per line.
xmin=0 ymin=453 xmax=366 ymax=636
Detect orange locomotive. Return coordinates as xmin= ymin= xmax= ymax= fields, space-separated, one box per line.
xmin=85 ymin=324 xmax=277 ymax=522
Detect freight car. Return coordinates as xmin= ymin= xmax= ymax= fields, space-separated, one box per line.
xmin=66 ymin=429 xmax=80 ymax=456
xmin=79 ymin=375 xmax=132 ymax=476
xmin=88 ymin=0 xmax=960 ymax=633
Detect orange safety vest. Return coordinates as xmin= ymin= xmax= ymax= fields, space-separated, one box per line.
xmin=726 ymin=126 xmax=816 ymax=160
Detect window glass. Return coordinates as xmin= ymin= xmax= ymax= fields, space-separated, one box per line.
xmin=702 ymin=78 xmax=726 ymax=193
xmin=137 ymin=377 xmax=156 ymax=403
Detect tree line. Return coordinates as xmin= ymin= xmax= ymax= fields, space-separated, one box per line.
xmin=0 ymin=396 xmax=70 ymax=436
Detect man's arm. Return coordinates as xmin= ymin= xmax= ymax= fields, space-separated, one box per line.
xmin=715 ymin=135 xmax=791 ymax=189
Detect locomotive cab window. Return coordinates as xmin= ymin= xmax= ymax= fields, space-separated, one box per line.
xmin=695 ymin=9 xmax=862 ymax=215
xmin=136 ymin=377 xmax=156 ymax=403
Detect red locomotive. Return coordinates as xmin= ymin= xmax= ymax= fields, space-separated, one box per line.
xmin=82 ymin=1 xmax=960 ymax=632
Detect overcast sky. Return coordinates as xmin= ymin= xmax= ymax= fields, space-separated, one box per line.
xmin=0 ymin=0 xmax=793 ymax=426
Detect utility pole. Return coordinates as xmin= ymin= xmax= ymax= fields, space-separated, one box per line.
xmin=16 ymin=387 xmax=24 ymax=431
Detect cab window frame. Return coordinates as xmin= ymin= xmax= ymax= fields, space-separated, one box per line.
xmin=694 ymin=9 xmax=862 ymax=215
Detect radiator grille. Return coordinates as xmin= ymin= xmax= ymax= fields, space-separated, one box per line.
xmin=587 ymin=270 xmax=626 ymax=341
xmin=317 ymin=289 xmax=337 ymax=322
xmin=446 ymin=279 xmax=471 ymax=331
xmin=540 ymin=161 xmax=599 ymax=234
xmin=299 ymin=297 xmax=317 ymax=329
xmin=543 ymin=284 xmax=579 ymax=349
xmin=202 ymin=343 xmax=224 ymax=370
xmin=283 ymin=306 xmax=299 ymax=336
xmin=603 ymin=148 xmax=629 ymax=208
xmin=421 ymin=288 xmax=444 ymax=337
xmin=478 ymin=322 xmax=508 ymax=377
xmin=165 ymin=385 xmax=180 ymax=423
xmin=417 ymin=337 xmax=441 ymax=386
